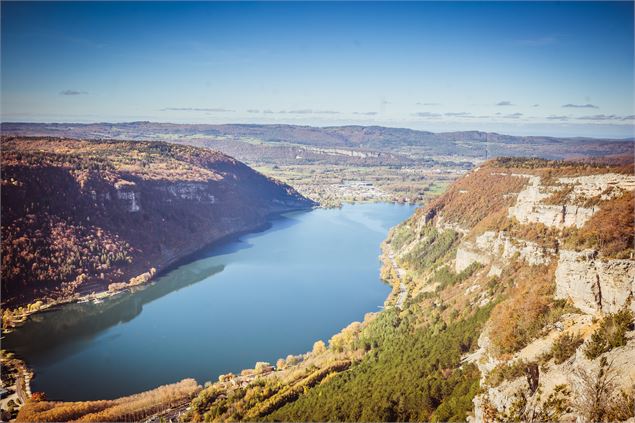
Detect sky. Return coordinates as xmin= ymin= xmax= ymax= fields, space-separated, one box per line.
xmin=1 ymin=1 xmax=634 ymax=138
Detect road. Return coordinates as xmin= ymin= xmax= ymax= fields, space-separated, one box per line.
xmin=388 ymin=249 xmax=408 ymax=310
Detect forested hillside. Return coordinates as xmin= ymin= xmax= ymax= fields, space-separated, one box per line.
xmin=195 ymin=157 xmax=634 ymax=422
xmin=14 ymin=157 xmax=635 ymax=422
xmin=1 ymin=137 xmax=313 ymax=317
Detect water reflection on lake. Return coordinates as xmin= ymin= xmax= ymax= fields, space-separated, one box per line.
xmin=3 ymin=203 xmax=416 ymax=401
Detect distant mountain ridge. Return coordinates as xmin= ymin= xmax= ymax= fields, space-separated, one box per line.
xmin=2 ymin=122 xmax=633 ymax=164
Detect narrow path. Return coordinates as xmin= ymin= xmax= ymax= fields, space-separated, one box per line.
xmin=388 ymin=249 xmax=408 ymax=309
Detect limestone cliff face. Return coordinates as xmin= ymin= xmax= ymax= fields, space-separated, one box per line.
xmin=390 ymin=159 xmax=634 ymax=422
xmin=456 ymin=170 xmax=633 ymax=422
xmin=507 ymin=174 xmax=597 ymax=228
xmin=453 ymin=171 xmax=634 ymax=303
xmin=507 ymin=172 xmax=635 ymax=229
xmin=115 ymin=187 xmax=141 ymax=212
xmin=162 ymin=182 xmax=217 ymax=203
xmin=455 ymin=230 xmax=555 ymax=276
xmin=472 ymin=328 xmax=635 ymax=423
xmin=555 ymin=249 xmax=635 ymax=314
xmin=456 ymin=236 xmax=635 ymax=316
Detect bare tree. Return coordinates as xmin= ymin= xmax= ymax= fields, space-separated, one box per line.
xmin=571 ymin=356 xmax=622 ymax=423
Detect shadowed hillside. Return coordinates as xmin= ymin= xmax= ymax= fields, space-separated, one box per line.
xmin=1 ymin=137 xmax=314 ymax=313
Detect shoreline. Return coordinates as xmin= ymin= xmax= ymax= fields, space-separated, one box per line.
xmin=0 ymin=352 xmax=32 ymax=421
xmin=2 ymin=201 xmax=414 ymax=415
xmin=1 ymin=203 xmax=315 ymax=335
xmin=0 ymin=204 xmax=315 ymax=414
xmin=379 ymin=241 xmax=409 ymax=310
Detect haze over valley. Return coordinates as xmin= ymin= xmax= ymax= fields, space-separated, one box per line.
xmin=1 ymin=2 xmax=634 ymax=423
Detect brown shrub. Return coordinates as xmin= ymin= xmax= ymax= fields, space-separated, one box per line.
xmin=421 ymin=166 xmax=528 ymax=229
xmin=551 ymin=332 xmax=583 ymax=364
xmin=16 ymin=379 xmax=199 ymax=422
xmin=563 ymin=191 xmax=634 ymax=258
xmin=489 ymin=263 xmax=562 ymax=355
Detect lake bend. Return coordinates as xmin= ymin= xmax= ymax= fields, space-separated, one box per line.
xmin=2 ymin=203 xmax=416 ymax=401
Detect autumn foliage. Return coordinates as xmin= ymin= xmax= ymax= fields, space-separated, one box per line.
xmin=2 ymin=215 xmax=133 ymax=297
xmin=564 ymin=191 xmax=635 ymax=258
xmin=16 ymin=378 xmax=199 ymax=422
xmin=1 ymin=137 xmax=311 ymax=309
xmin=420 ymin=165 xmax=528 ymax=229
xmin=488 ymin=263 xmax=562 ymax=354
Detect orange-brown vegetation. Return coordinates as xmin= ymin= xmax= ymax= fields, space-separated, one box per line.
xmin=426 ymin=158 xmax=633 ymax=256
xmin=543 ymin=185 xmax=575 ymax=205
xmin=2 ymin=215 xmax=133 ymax=297
xmin=1 ymin=137 xmax=313 ymax=310
xmin=492 ymin=157 xmax=634 ymax=177
xmin=16 ymin=379 xmax=199 ymax=422
xmin=420 ymin=165 xmax=527 ymax=229
xmin=488 ymin=262 xmax=573 ymax=355
xmin=1 ymin=138 xmax=228 ymax=183
xmin=563 ymin=191 xmax=635 ymax=259
xmin=498 ymin=218 xmax=561 ymax=249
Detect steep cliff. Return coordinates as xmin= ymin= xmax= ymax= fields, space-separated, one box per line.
xmin=388 ymin=158 xmax=634 ymax=422
xmin=176 ymin=157 xmax=633 ymax=423
xmin=13 ymin=157 xmax=634 ymax=423
xmin=1 ymin=137 xmax=314 ymax=312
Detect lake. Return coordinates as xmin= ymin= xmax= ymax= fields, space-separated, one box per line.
xmin=2 ymin=203 xmax=416 ymax=401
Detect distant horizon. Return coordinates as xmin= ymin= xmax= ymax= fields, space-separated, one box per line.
xmin=2 ymin=2 xmax=634 ymax=139
xmin=2 ymin=119 xmax=634 ymax=141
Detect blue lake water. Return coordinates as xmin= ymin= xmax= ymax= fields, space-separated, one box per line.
xmin=2 ymin=203 xmax=415 ymax=401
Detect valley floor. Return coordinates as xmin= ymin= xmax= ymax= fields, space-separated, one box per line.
xmin=254 ymin=164 xmax=459 ymax=207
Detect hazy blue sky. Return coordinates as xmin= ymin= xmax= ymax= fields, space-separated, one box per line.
xmin=1 ymin=1 xmax=633 ymax=138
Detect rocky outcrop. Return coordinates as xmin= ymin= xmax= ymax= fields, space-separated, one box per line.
xmin=508 ymin=175 xmax=596 ymax=229
xmin=558 ymin=173 xmax=635 ymax=202
xmin=434 ymin=216 xmax=469 ymax=235
xmin=116 ymin=190 xmax=141 ymax=212
xmin=470 ymin=247 xmax=635 ymax=422
xmin=163 ymin=182 xmax=217 ymax=203
xmin=303 ymin=146 xmax=386 ymax=159
xmin=114 ymin=180 xmax=141 ymax=212
xmin=455 ymin=230 xmax=555 ymax=275
xmin=473 ymin=324 xmax=635 ymax=423
xmin=455 ymin=245 xmax=492 ymax=274
xmin=508 ymin=173 xmax=635 ymax=229
xmin=463 ymin=325 xmax=499 ymax=377
xmin=555 ymin=249 xmax=635 ymax=314
xmin=473 ymin=376 xmax=527 ymax=423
